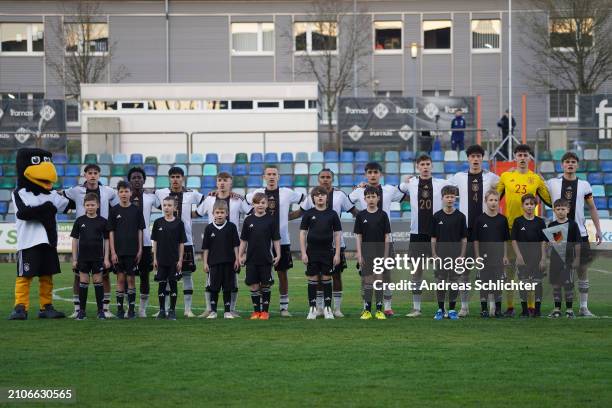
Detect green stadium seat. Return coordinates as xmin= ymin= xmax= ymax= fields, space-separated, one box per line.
xmin=309 ymin=163 xmax=323 ymax=175
xmin=576 ymin=173 xmax=587 ymax=180
xmin=203 ymin=164 xmax=217 ymax=176
xmin=175 ymin=153 xmax=188 ymax=164
xmin=233 ymin=176 xmax=246 ymax=188
xmin=0 ymin=178 xmax=16 ymax=189
xmin=294 ymin=175 xmax=308 ymax=187
xmin=144 ymin=156 xmax=158 ymax=164
xmin=3 ymin=166 xmax=16 ymax=177
xmin=538 ymin=151 xmax=552 ymax=161
xmin=111 ymin=165 xmax=127 ymax=177
xmin=401 ymin=202 xmax=411 ymax=211
xmin=371 ymin=151 xmax=384 ymax=162
xmin=235 ymin=153 xmax=248 ymax=164
xmin=99 ymin=153 xmax=113 ymax=164
xmin=586 ymin=161 xmax=599 ymax=172
xmin=84 ymin=153 xmax=97 ymax=164
xmin=68 ymin=154 xmax=81 ymax=164
xmin=552 ymin=149 xmax=565 ymax=161
xmin=309 ymin=175 xmax=318 ymax=186
xmin=155 ymin=177 xmax=170 ymax=189
xmin=605 ymin=185 xmax=612 ymax=197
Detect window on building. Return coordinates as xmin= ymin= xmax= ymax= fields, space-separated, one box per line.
xmin=284 ymin=100 xmax=306 ymax=109
xmin=1 ymin=92 xmax=44 ymax=100
xmin=256 ymin=101 xmax=280 ymax=109
xmin=65 ymin=95 xmax=80 ymax=125
xmin=231 ymin=22 xmax=274 ymax=54
xmin=374 ymin=21 xmax=402 ymax=52
xmin=376 ymin=90 xmax=403 ymax=97
xmin=422 ymin=90 xmax=451 ymax=97
xmin=550 ymin=18 xmax=593 ymax=49
xmin=0 ymin=23 xmax=44 ymax=54
xmin=231 ymin=100 xmax=253 ymax=110
xmin=423 ymin=20 xmax=451 ymax=51
xmin=549 ymin=90 xmax=577 ymax=121
xmin=472 ymin=19 xmax=500 ymax=50
xmin=294 ymin=22 xmax=337 ymax=53
xmin=65 ymin=23 xmax=108 ymax=53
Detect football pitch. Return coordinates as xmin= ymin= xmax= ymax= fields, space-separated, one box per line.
xmin=1 ymin=258 xmax=611 ymax=407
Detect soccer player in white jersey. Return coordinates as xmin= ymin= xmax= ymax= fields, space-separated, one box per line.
xmin=63 ymin=164 xmax=119 ymax=318
xmin=399 ymin=154 xmax=449 ymax=317
xmin=290 ymin=168 xmax=357 ymax=317
xmin=546 ymin=152 xmax=603 ymax=317
xmin=447 ymin=144 xmax=499 ymax=316
xmin=154 ymin=166 xmax=204 ymax=318
xmin=349 ymin=162 xmax=405 ymax=316
xmin=196 ymin=172 xmax=251 ymax=317
xmin=246 ymin=165 xmax=304 ymax=317
xmin=128 ymin=167 xmax=160 ymax=317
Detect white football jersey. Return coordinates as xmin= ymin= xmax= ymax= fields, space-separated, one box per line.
xmin=348 ymin=184 xmax=405 ymax=220
xmin=64 ymin=183 xmax=119 ymax=219
xmin=547 ymin=176 xmax=593 ymax=237
xmin=196 ymin=194 xmax=251 ymax=226
xmin=399 ymin=177 xmax=449 ymax=234
xmin=447 ymin=170 xmax=500 ymax=228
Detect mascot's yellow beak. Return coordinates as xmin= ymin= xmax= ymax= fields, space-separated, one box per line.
xmin=24 ymin=161 xmax=57 ymax=191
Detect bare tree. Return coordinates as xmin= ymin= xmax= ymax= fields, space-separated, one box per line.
xmin=47 ymin=0 xmax=129 ymax=98
xmin=288 ymin=0 xmax=371 ymax=144
xmin=519 ymin=0 xmax=612 ymax=94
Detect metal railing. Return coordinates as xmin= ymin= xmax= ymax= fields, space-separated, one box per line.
xmin=534 ymin=127 xmax=612 ymax=163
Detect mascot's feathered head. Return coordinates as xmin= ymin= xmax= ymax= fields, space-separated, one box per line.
xmin=16 ymin=148 xmax=58 ymax=194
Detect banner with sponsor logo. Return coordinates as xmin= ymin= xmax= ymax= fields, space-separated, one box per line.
xmin=338 ymin=96 xmax=474 ymax=151
xmin=578 ymin=94 xmax=612 ymax=140
xmin=0 ymin=99 xmax=66 ymax=152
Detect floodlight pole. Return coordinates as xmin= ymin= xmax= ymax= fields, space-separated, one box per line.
xmin=352 ymin=0 xmax=357 ymax=97
xmin=508 ymin=0 xmax=513 ymax=158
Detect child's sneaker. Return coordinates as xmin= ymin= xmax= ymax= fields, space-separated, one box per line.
xmin=249 ymin=312 xmax=260 ymax=320
xmin=406 ymin=309 xmax=422 ymax=318
xmin=76 ymin=310 xmax=86 ymax=320
xmin=224 ymin=312 xmax=234 ymax=319
xmin=104 ymin=310 xmax=115 ymax=319
xmin=458 ymin=308 xmax=469 ymax=317
xmin=548 ymin=308 xmax=562 ymax=318
xmin=307 ymin=307 xmax=317 ymax=320
xmin=360 ymin=310 xmax=372 ymax=320
xmin=279 ymin=310 xmax=292 ymax=317
xmin=184 ymin=309 xmax=196 ymax=318
xmin=206 ymin=312 xmax=218 ymax=319
xmin=97 ymin=310 xmax=106 ymax=320
xmin=323 ymin=307 xmax=334 ymax=320
xmin=166 ymin=310 xmax=177 ymax=320
xmin=258 ymin=312 xmax=270 ymax=320
xmin=374 ymin=310 xmax=386 ymax=320
xmin=198 ymin=310 xmax=212 ymax=318
xmin=383 ymin=309 xmax=395 ymax=317
xmin=117 ymin=309 xmax=125 ymax=319
xmin=230 ymin=311 xmax=241 ymax=318
xmin=566 ymin=310 xmax=575 ymax=319
xmin=138 ymin=309 xmax=147 ymax=318
xmin=434 ymin=309 xmax=444 ymax=320
xmin=68 ymin=310 xmax=78 ymax=319
xmin=127 ymin=309 xmax=136 ymax=319
xmin=156 ymin=310 xmax=167 ymax=320
xmin=448 ymin=310 xmax=459 ymax=320
xmin=494 ymin=310 xmax=503 ymax=319
xmin=578 ymin=307 xmax=596 ymax=318
xmin=480 ymin=310 xmax=490 ymax=318
xmin=333 ymin=309 xmax=344 ymax=318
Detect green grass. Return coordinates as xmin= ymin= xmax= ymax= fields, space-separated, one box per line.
xmin=1 ymin=258 xmax=611 ymax=407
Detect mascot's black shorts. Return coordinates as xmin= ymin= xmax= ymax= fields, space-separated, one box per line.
xmin=17 ymin=243 xmax=61 ymax=277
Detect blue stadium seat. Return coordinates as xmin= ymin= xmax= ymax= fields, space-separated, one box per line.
xmin=400 ymin=151 xmax=415 ymax=162
xmin=113 ymin=153 xmax=128 ymax=164
xmin=295 ymin=152 xmax=309 ymax=163
xmin=339 ymin=163 xmax=353 ymax=174
xmin=592 ymin=185 xmax=605 ymax=197
xmin=65 ymin=165 xmax=80 ymax=177
xmin=129 ymin=154 xmax=143 ymax=165
xmin=554 ymin=162 xmax=563 ymax=173
xmin=604 ymin=173 xmax=612 ymax=185
xmin=385 ymin=151 xmax=399 ymax=162
xmin=280 ymin=152 xmax=294 ymax=163
xmin=400 ymin=162 xmax=413 ymax=174
xmin=247 ymin=176 xmax=262 ymax=188
xmin=202 ymin=176 xmax=216 ymax=189
xmin=354 ymin=174 xmax=366 ymax=185
xmin=218 ymin=163 xmax=233 ymax=174
xmin=432 ymin=162 xmax=444 ymax=173
xmin=310 ymin=152 xmax=324 ymax=163
xmin=99 ymin=153 xmax=113 ymax=164
xmin=600 ymin=149 xmax=612 ymax=160
xmin=279 ymin=175 xmax=293 ymax=187
xmin=205 ymin=153 xmax=219 ymax=164
xmin=98 ymin=165 xmax=110 ymax=177
xmin=594 ymin=197 xmax=607 ymax=209
xmin=264 ymin=153 xmax=278 ymax=163
xmin=99 ymin=177 xmax=109 ymax=186
xmin=175 ymin=153 xmax=188 ymax=164
xmin=187 ymin=176 xmax=200 ymax=189
xmin=249 ymin=163 xmax=263 ymax=175
xmin=233 ymin=164 xmax=247 ymax=176
xmin=385 ymin=174 xmax=400 ymax=185
xmin=355 ymin=151 xmax=369 ymax=163
xmin=588 ymin=173 xmax=604 ymax=185
xmin=63 ymin=177 xmax=78 ymax=188
xmin=54 ymin=165 xmax=63 ymax=177
xmin=385 ymin=162 xmax=399 ymax=174
xmin=190 ymin=153 xmax=205 ymax=164
xmin=308 ymin=175 xmax=318 ymax=187
xmin=144 ymin=165 xmax=156 ymax=177
xmin=444 ymin=162 xmax=461 ymax=173
xmin=324 ymin=151 xmax=339 ymax=162
xmin=608 ymin=198 xmax=612 ymax=209
xmin=279 ymin=163 xmax=293 ymax=175
xmin=354 ymin=163 xmax=365 ymax=175
xmin=431 ymin=151 xmax=444 ymax=161
xmin=339 ymin=174 xmax=353 ymax=187
xmin=460 ymin=162 xmax=469 ymax=171
xmin=250 ymin=153 xmax=264 ymax=163
xmin=0 ymin=202 xmax=8 ymax=214
xmin=325 ymin=163 xmax=339 ymax=174
xmin=601 ymin=161 xmax=612 ymax=172
xmin=53 ymin=153 xmax=68 ymax=164
xmin=340 ymin=151 xmax=354 ymax=163
xmin=391 ymin=211 xmax=401 ymax=219
xmin=482 ymin=162 xmax=490 ymax=171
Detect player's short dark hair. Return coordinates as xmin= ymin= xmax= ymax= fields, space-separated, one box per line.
xmin=455 ymin=109 xmax=463 ymax=113
xmin=168 ymin=166 xmax=184 ymax=176
xmin=514 ymin=144 xmax=532 ymax=155
xmin=117 ymin=180 xmax=131 ymax=191
xmin=364 ymin=162 xmax=382 ymax=172
xmin=128 ymin=167 xmax=146 ymax=181
xmin=521 ymin=193 xmax=536 ymax=204
xmin=251 ymin=192 xmax=267 ymax=204
xmin=217 ymin=172 xmax=232 ymax=180
xmin=561 ymin=152 xmax=579 ymax=163
xmin=163 ymin=196 xmax=177 ymax=206
xmin=485 ymin=189 xmax=499 ymax=200
xmin=364 ymin=185 xmax=380 ymax=197
xmin=264 ymin=165 xmax=278 ymax=172
xmin=84 ymin=192 xmax=99 ymax=204
xmin=318 ymin=168 xmax=335 ymax=178
xmin=310 ymin=186 xmax=328 ymax=200
xmin=213 ymin=200 xmax=228 ymax=212
xmin=83 ymin=164 xmax=100 ymax=173
xmin=441 ymin=185 xmax=459 ymax=197
xmin=466 ymin=145 xmax=485 ymax=157
xmin=553 ymin=198 xmax=570 ymax=208
xmin=416 ymin=154 xmax=432 ymax=164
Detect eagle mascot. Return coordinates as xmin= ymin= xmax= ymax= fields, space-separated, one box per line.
xmin=8 ymin=148 xmax=69 ymax=320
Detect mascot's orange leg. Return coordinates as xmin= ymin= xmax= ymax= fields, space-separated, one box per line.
xmin=39 ymin=275 xmax=53 ymax=310
xmin=15 ymin=276 xmax=33 ymax=310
